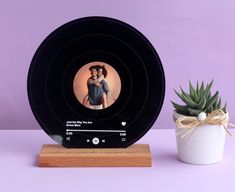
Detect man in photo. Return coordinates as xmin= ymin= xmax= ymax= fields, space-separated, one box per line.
xmin=82 ymin=65 xmax=110 ymax=109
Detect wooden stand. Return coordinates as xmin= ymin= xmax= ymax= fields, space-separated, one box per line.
xmin=38 ymin=144 xmax=152 ymax=167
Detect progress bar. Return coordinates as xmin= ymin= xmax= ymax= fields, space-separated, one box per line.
xmin=66 ymin=129 xmax=126 ymax=133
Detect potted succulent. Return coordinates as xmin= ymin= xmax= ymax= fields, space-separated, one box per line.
xmin=172 ymin=81 xmax=231 ymax=164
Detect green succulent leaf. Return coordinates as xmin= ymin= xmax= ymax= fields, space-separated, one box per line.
xmin=213 ymin=97 xmax=219 ymax=109
xmin=172 ymin=101 xmax=190 ymax=116
xmin=172 ymin=80 xmax=226 ymax=117
xmin=189 ymin=81 xmax=196 ymax=101
xmin=180 ymin=87 xmax=191 ymax=99
xmin=171 ymin=101 xmax=188 ymax=112
xmin=217 ymin=98 xmax=221 ymax=109
xmin=194 ymin=93 xmax=199 ymax=102
xmin=205 ymin=91 xmax=219 ymax=109
xmin=196 ymin=96 xmax=207 ymax=109
xmin=174 ymin=89 xmax=185 ymax=103
xmin=176 ymin=110 xmax=190 ymax=116
xmin=196 ymin=81 xmax=199 ymax=94
xmin=194 ymin=81 xmax=200 ymax=102
xmin=206 ymin=106 xmax=213 ymax=113
xmin=204 ymin=80 xmax=213 ymax=99
xmin=188 ymin=108 xmax=202 ymax=116
xmin=174 ymin=88 xmax=192 ymax=103
xmin=207 ymin=92 xmax=211 ymax=99
xmin=222 ymin=102 xmax=227 ymax=112
xmin=199 ymin=81 xmax=205 ymax=98
xmin=182 ymin=94 xmax=198 ymax=108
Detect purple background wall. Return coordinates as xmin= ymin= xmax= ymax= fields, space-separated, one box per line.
xmin=0 ymin=0 xmax=235 ymax=130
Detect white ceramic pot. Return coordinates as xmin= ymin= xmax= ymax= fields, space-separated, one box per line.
xmin=174 ymin=111 xmax=228 ymax=165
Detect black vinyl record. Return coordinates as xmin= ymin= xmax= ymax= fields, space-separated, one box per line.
xmin=27 ymin=16 xmax=165 ymax=148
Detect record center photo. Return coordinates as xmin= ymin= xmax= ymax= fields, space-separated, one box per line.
xmin=73 ymin=61 xmax=121 ymax=110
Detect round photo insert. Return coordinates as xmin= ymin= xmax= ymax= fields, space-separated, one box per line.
xmin=73 ymin=61 xmax=121 ymax=110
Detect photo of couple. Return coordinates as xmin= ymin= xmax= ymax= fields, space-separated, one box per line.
xmin=82 ymin=65 xmax=110 ymax=109
xmin=73 ymin=62 xmax=121 ymax=110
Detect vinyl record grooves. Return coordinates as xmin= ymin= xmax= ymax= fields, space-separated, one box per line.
xmin=27 ymin=16 xmax=165 ymax=148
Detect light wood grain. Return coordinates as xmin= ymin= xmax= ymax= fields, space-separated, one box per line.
xmin=38 ymin=144 xmax=152 ymax=167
